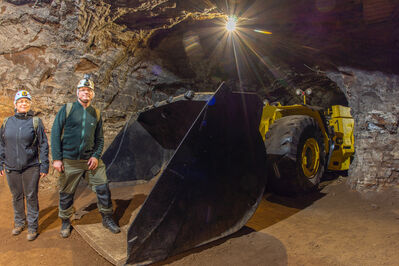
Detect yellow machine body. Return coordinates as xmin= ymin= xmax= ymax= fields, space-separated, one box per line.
xmin=259 ymin=103 xmax=355 ymax=171
xmin=326 ymin=105 xmax=355 ymax=170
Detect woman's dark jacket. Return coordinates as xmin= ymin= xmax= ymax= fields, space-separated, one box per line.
xmin=0 ymin=110 xmax=49 ymax=173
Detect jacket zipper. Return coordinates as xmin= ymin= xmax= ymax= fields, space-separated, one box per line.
xmin=17 ymin=126 xmax=21 ymax=169
xmin=78 ymin=109 xmax=86 ymax=159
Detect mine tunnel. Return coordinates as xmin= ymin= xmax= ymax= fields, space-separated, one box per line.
xmin=0 ymin=0 xmax=398 ymax=265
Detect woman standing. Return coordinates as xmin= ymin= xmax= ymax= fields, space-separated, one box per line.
xmin=0 ymin=90 xmax=49 ymax=241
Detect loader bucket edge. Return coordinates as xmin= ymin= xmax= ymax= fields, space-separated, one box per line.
xmin=125 ymin=84 xmax=267 ymax=265
xmin=103 ymin=94 xmax=213 ymax=183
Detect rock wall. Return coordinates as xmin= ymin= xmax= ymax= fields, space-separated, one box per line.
xmin=0 ymin=0 xmax=223 ymax=140
xmin=328 ymin=68 xmax=399 ymax=191
xmin=0 ymin=0 xmax=223 ymax=186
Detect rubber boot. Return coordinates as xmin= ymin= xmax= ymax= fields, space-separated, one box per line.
xmin=101 ymin=213 xmax=120 ymax=234
xmin=60 ymin=218 xmax=71 ymax=238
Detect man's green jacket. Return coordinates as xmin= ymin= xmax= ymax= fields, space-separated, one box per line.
xmin=51 ymin=101 xmax=104 ymax=161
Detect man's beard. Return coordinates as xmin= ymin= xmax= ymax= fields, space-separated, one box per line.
xmin=79 ymin=97 xmax=90 ymax=103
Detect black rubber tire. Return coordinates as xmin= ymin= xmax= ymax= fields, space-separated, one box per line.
xmin=265 ymin=115 xmax=326 ymax=195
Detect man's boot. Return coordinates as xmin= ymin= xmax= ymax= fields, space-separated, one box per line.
xmin=60 ymin=218 xmax=71 ymax=238
xmin=101 ymin=213 xmax=120 ymax=234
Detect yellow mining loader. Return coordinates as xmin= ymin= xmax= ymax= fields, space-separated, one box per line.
xmin=260 ymin=98 xmax=355 ymax=195
xmin=98 ymin=82 xmax=354 ymax=265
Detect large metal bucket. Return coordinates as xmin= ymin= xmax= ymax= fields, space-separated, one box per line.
xmin=102 ymin=83 xmax=267 ymax=265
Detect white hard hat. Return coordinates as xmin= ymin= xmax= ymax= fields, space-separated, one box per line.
xmin=14 ymin=90 xmax=32 ymax=104
xmin=77 ymin=74 xmax=94 ymax=90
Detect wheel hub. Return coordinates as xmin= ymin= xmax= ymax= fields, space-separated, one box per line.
xmin=301 ymin=138 xmax=320 ymax=178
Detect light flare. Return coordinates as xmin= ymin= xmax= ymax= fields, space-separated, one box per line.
xmin=254 ymin=29 xmax=272 ymax=35
xmin=226 ymin=16 xmax=237 ymax=32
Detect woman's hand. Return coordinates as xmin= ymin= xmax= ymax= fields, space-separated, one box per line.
xmin=0 ymin=170 xmax=4 ymax=176
xmin=40 ymin=173 xmax=47 ymax=178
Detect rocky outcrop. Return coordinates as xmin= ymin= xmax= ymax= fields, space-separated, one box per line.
xmin=328 ymin=68 xmax=399 ymax=191
xmin=0 ymin=0 xmax=224 ymax=186
xmin=0 ymin=0 xmax=224 ymax=145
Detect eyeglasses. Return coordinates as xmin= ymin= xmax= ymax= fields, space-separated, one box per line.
xmin=78 ymin=88 xmax=93 ymax=93
xmin=16 ymin=99 xmax=31 ymax=105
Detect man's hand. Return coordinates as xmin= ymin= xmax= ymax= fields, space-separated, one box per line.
xmin=88 ymin=157 xmax=98 ymax=170
xmin=40 ymin=173 xmax=47 ymax=178
xmin=0 ymin=170 xmax=4 ymax=177
xmin=53 ymin=160 xmax=64 ymax=173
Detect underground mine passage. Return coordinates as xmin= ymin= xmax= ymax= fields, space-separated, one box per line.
xmin=0 ymin=0 xmax=399 ymax=265
xmin=92 ymin=71 xmax=354 ymax=264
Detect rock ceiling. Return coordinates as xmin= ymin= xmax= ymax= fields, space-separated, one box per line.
xmin=96 ymin=0 xmax=399 ymax=74
xmin=4 ymin=0 xmax=398 ymax=74
xmin=86 ymin=0 xmax=399 ymax=105
xmin=2 ymin=0 xmax=397 ymax=104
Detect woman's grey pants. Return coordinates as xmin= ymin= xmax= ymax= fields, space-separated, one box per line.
xmin=6 ymin=166 xmax=40 ymax=231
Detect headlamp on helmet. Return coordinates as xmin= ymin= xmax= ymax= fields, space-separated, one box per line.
xmin=14 ymin=90 xmax=32 ymax=104
xmin=77 ymin=74 xmax=95 ymax=90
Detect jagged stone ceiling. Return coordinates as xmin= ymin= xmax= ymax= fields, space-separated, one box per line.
xmin=2 ymin=0 xmax=397 ymax=106
xmin=89 ymin=0 xmax=398 ymax=106
xmin=94 ymin=0 xmax=399 ymax=74
xmin=5 ymin=0 xmax=398 ymax=75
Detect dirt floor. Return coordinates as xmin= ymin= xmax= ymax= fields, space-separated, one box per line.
xmin=0 ymin=175 xmax=398 ymax=266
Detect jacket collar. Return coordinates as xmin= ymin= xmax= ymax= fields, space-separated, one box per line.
xmin=14 ymin=110 xmax=34 ymax=119
xmin=76 ymin=99 xmax=92 ymax=109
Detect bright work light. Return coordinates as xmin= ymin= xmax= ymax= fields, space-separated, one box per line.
xmin=226 ymin=16 xmax=237 ymax=32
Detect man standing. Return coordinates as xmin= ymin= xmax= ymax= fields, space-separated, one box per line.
xmin=51 ymin=74 xmax=120 ymax=238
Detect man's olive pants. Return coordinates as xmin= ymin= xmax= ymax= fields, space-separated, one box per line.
xmin=58 ymin=159 xmax=113 ymax=220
